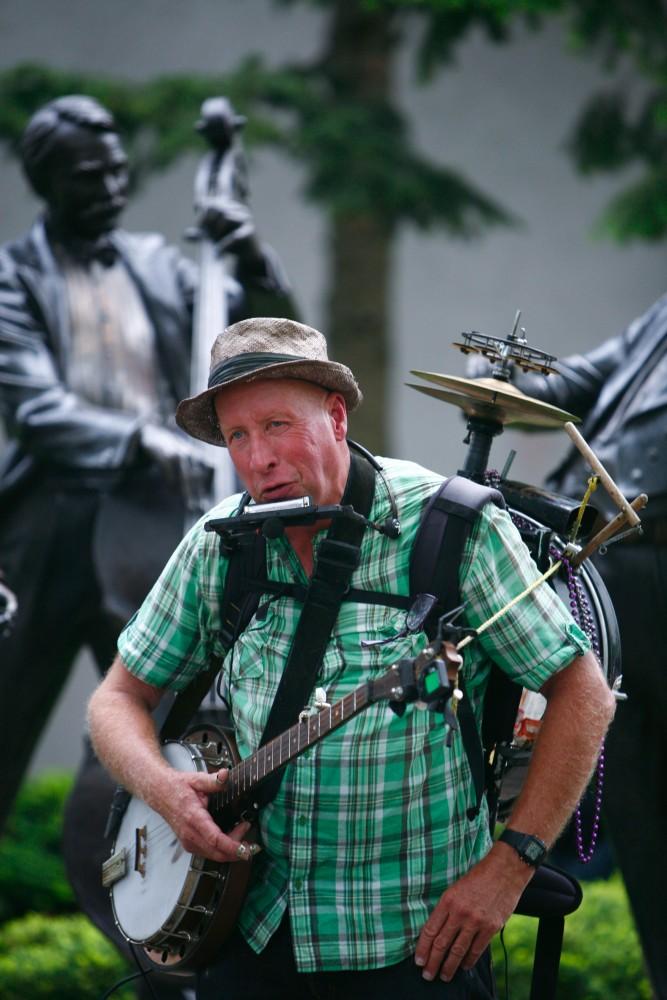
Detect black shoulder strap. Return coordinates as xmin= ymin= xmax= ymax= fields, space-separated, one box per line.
xmin=410 ymin=475 xmax=507 ymax=820
xmin=410 ymin=476 xmax=504 ymax=614
xmin=253 ymin=448 xmax=376 ymax=808
xmin=157 ymin=492 xmax=266 ymax=742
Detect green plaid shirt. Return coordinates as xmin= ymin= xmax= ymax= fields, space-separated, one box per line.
xmin=118 ymin=457 xmax=589 ymax=972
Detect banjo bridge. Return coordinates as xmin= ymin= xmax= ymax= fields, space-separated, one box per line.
xmin=134 ymin=824 xmax=148 ymax=876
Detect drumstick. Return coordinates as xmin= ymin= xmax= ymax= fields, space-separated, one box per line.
xmin=564 ymin=421 xmax=641 ymax=527
xmin=571 ymin=493 xmax=648 ymax=568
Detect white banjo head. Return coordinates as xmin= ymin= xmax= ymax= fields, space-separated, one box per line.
xmin=110 ymin=741 xmax=202 ymax=943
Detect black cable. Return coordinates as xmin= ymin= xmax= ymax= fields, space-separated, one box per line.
xmin=348 ymin=438 xmax=401 ymax=533
xmin=129 ymin=943 xmax=160 ymax=1000
xmin=98 ymin=944 xmax=163 ymax=1000
xmin=499 ymin=925 xmax=510 ymax=1000
xmin=98 ymin=967 xmax=149 ymax=1000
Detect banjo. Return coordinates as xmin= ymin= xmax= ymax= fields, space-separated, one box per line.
xmin=102 ymin=638 xmax=460 ymax=972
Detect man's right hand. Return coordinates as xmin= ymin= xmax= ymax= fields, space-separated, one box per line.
xmin=89 ymin=660 xmax=257 ymax=864
xmin=154 ymin=766 xmax=255 ymax=864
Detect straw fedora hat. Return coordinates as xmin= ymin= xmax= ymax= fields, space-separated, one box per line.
xmin=176 ymin=316 xmax=362 ymax=446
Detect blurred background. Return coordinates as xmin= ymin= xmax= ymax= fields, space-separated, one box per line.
xmin=0 ymin=0 xmax=664 ymax=783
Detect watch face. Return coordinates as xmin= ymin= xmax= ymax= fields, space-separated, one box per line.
xmin=524 ymin=839 xmax=544 ymax=863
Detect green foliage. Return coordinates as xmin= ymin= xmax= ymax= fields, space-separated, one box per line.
xmin=561 ymin=0 xmax=667 ymax=242
xmin=238 ymin=61 xmax=514 ymax=229
xmin=0 ymin=913 xmax=133 ymax=1000
xmin=0 ymin=771 xmax=76 ymax=922
xmin=593 ymin=168 xmax=667 ymax=241
xmin=565 ymin=0 xmax=667 ymax=76
xmin=566 ymin=86 xmax=667 ymax=240
xmin=492 ymin=875 xmax=652 ymax=999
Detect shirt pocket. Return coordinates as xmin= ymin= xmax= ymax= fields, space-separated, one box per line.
xmin=336 ymin=603 xmax=409 ymax=652
xmin=227 ymin=597 xmax=292 ymax=688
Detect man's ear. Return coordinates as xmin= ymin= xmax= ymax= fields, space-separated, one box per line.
xmin=326 ymin=392 xmax=348 ymax=442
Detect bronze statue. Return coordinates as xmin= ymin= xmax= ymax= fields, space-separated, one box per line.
xmin=0 ymin=94 xmax=295 ymax=832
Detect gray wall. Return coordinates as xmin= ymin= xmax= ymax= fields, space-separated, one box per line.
xmin=1 ymin=0 xmax=664 ymax=775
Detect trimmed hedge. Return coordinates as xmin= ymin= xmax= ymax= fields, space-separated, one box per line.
xmin=0 ymin=771 xmax=76 ymax=922
xmin=0 ymin=912 xmax=133 ymax=1000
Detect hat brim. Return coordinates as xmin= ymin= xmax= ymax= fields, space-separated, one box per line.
xmin=175 ymin=358 xmax=363 ymax=446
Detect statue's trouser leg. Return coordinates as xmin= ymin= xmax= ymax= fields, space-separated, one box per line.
xmin=597 ymin=543 xmax=667 ymax=998
xmin=0 ymin=487 xmax=110 ymax=834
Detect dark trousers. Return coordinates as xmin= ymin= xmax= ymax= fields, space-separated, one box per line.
xmin=0 ymin=486 xmax=120 ymax=833
xmin=597 ymin=542 xmax=667 ymax=998
xmin=197 ymin=914 xmax=496 ymax=1000
xmin=0 ymin=466 xmax=186 ymax=834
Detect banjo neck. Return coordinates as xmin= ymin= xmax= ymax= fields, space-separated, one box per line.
xmin=211 ymin=668 xmax=400 ymax=815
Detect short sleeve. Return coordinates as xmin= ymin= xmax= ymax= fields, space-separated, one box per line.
xmin=459 ymin=503 xmax=590 ymax=691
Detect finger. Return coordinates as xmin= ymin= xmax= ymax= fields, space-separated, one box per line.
xmin=416 ymin=915 xmax=457 ymax=981
xmin=190 ymin=769 xmax=228 ymax=795
xmin=460 ymin=933 xmax=489 ymax=974
xmin=179 ymin=812 xmax=251 ymax=863
xmin=227 ymin=820 xmax=252 ymax=843
xmin=437 ymin=931 xmax=475 ymax=983
xmin=415 ymin=908 xmax=449 ymax=969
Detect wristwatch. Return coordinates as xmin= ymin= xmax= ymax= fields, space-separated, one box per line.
xmin=498 ymin=828 xmax=547 ymax=867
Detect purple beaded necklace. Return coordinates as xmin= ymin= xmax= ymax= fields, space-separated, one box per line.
xmin=484 ymin=471 xmax=604 ymax=863
xmin=553 ymin=548 xmax=605 ymax=863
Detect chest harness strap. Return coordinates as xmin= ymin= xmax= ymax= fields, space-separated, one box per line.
xmin=252 ymin=447 xmax=376 ymax=808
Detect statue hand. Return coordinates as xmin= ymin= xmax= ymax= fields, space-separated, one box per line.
xmin=198 ymin=197 xmax=257 ymax=256
xmin=464 ymin=354 xmax=492 ymax=380
xmin=139 ymin=424 xmax=214 ymax=513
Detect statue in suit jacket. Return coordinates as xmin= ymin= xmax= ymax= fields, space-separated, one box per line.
xmin=481 ymin=301 xmax=667 ymax=998
xmin=0 ymin=95 xmax=295 ymax=835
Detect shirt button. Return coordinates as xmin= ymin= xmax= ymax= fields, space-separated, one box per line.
xmin=294 ymin=878 xmax=303 ymax=891
xmin=297 ymin=815 xmax=308 ymax=826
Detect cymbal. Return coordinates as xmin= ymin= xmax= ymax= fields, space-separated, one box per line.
xmin=407 ymin=371 xmax=580 ymax=429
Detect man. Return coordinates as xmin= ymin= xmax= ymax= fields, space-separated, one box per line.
xmin=0 ymin=94 xmax=294 ymax=833
xmin=88 ymin=316 xmax=614 ymax=998
xmin=479 ymin=301 xmax=667 ymax=998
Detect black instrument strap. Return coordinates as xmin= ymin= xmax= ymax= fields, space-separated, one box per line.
xmin=159 ymin=496 xmax=265 ymax=743
xmin=252 ymin=448 xmax=376 ymax=808
xmin=410 ymin=476 xmax=506 ymax=821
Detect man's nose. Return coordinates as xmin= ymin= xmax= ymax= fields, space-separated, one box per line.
xmin=247 ymin=436 xmax=277 ymax=472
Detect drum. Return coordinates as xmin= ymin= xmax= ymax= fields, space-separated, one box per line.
xmin=490 ymin=504 xmax=622 ymax=823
